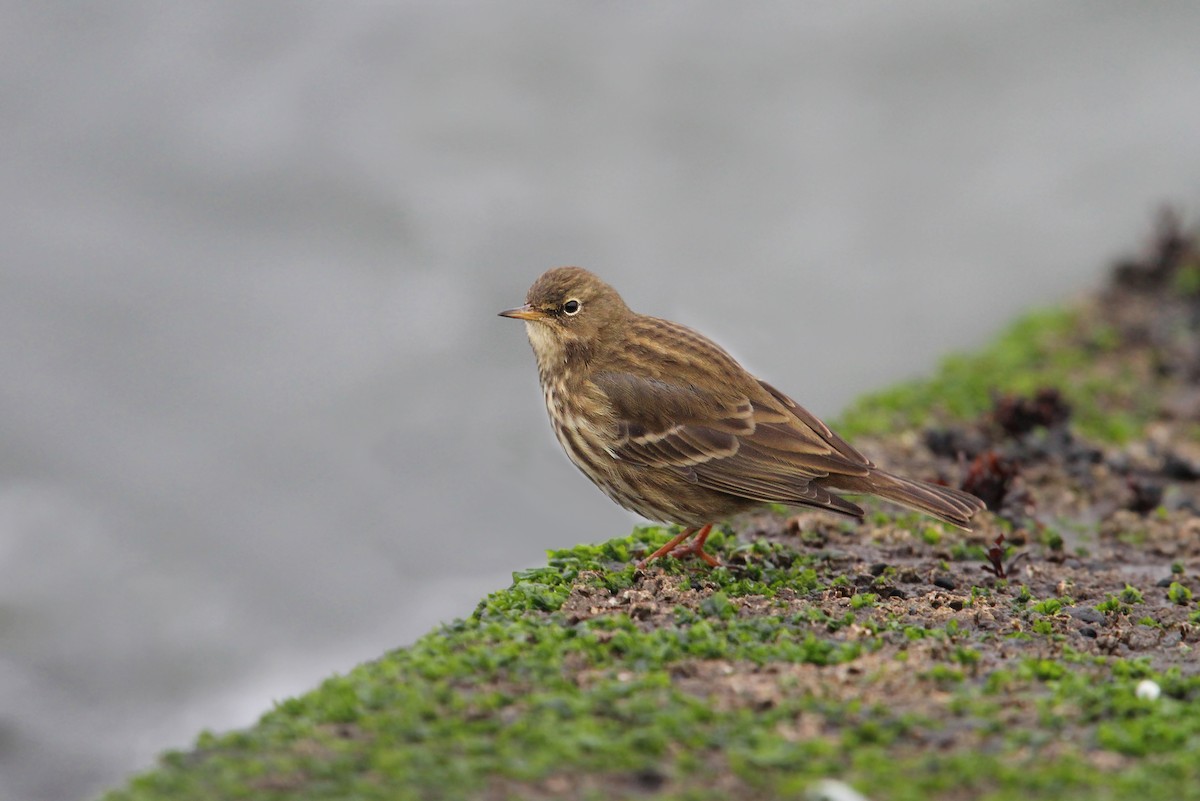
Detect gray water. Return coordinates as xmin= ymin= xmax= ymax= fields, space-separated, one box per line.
xmin=3 ymin=3 xmax=1199 ymax=799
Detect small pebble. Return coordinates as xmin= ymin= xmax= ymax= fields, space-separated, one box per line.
xmin=1136 ymin=679 xmax=1161 ymax=701
xmin=1066 ymin=606 xmax=1106 ymax=626
xmin=1163 ymin=452 xmax=1200 ymax=480
xmin=933 ymin=575 xmax=957 ymax=590
xmin=807 ymin=778 xmax=870 ymax=801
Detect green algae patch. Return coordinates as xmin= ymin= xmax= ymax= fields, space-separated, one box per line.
xmin=837 ymin=306 xmax=1154 ymax=445
xmin=103 ymin=520 xmax=1200 ymax=801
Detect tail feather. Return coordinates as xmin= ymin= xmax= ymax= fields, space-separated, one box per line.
xmin=834 ymin=470 xmax=986 ymax=530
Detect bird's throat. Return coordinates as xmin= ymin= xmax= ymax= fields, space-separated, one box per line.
xmin=523 ymin=320 xmax=560 ymax=365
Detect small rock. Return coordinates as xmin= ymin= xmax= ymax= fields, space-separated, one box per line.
xmin=1126 ymin=476 xmax=1165 ymax=513
xmin=1163 ymin=451 xmax=1200 ymax=480
xmin=973 ymin=609 xmax=996 ymax=630
xmin=635 ymin=768 xmax=666 ymax=790
xmin=1066 ymin=606 xmax=1106 ymax=626
xmin=933 ymin=575 xmax=957 ymax=591
xmin=1125 ymin=625 xmax=1160 ymax=650
xmin=924 ymin=426 xmax=986 ymax=459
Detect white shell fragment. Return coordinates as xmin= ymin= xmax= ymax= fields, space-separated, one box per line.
xmin=1135 ymin=679 xmax=1161 ymax=701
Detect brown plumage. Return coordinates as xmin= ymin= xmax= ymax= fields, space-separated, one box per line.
xmin=500 ymin=267 xmax=985 ymax=567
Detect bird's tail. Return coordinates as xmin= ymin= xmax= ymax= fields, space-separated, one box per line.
xmin=834 ymin=469 xmax=985 ymax=530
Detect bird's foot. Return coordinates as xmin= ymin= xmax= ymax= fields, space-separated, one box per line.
xmin=667 ymin=539 xmax=722 ymax=567
xmin=638 ymin=523 xmax=720 ymax=568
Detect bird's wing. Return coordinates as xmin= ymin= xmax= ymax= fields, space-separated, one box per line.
xmin=591 ymin=371 xmax=871 ymax=512
xmin=756 ymin=380 xmax=872 ymax=468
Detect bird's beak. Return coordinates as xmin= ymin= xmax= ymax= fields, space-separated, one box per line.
xmin=498 ymin=304 xmax=547 ymax=321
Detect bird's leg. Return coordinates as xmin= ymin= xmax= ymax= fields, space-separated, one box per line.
xmin=667 ymin=523 xmax=720 ymax=567
xmin=639 ymin=527 xmax=696 ymax=567
xmin=639 ymin=523 xmax=722 ymax=567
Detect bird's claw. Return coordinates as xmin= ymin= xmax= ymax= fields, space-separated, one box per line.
xmin=668 ymin=541 xmax=721 ymax=567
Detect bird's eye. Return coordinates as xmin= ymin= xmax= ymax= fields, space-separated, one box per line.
xmin=562 ymin=299 xmax=581 ymax=315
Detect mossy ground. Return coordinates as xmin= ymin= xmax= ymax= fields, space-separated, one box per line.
xmin=103 ymin=223 xmax=1200 ymax=801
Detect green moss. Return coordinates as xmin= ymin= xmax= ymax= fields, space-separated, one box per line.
xmin=1120 ymin=584 xmax=1145 ymax=605
xmin=1117 ymin=527 xmax=1150 ymax=547
xmin=850 ymin=592 xmax=877 ymax=610
xmin=837 ymin=307 xmax=1156 ymax=443
xmin=1095 ymin=595 xmax=1129 ymax=616
xmin=103 ymin=560 xmax=1200 ymax=801
xmin=925 ymin=664 xmax=964 ymax=684
xmin=1035 ymin=530 xmax=1063 ymax=554
xmin=949 ymin=541 xmax=988 ymax=562
xmin=1174 ymin=262 xmax=1200 ymax=295
xmin=1032 ymin=598 xmax=1065 ymax=616
xmin=1167 ymin=582 xmax=1194 ymax=606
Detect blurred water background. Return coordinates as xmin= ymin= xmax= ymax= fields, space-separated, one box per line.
xmin=2 ymin=3 xmax=1199 ymax=799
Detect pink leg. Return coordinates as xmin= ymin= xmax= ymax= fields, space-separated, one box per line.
xmin=638 ymin=523 xmax=720 ymax=568
xmin=669 ymin=523 xmax=720 ymax=567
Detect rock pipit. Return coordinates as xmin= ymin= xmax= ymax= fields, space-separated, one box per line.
xmin=501 ymin=267 xmax=984 ymax=566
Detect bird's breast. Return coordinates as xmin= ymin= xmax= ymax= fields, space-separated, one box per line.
xmin=539 ymin=373 xmax=618 ymax=466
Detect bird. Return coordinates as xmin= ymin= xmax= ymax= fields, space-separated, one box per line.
xmin=499 ymin=267 xmax=985 ymax=567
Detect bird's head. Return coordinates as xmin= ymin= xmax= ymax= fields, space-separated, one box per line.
xmin=499 ymin=267 xmax=630 ymax=368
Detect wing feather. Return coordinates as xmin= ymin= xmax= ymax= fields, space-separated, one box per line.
xmin=591 ymin=370 xmax=872 ymax=515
